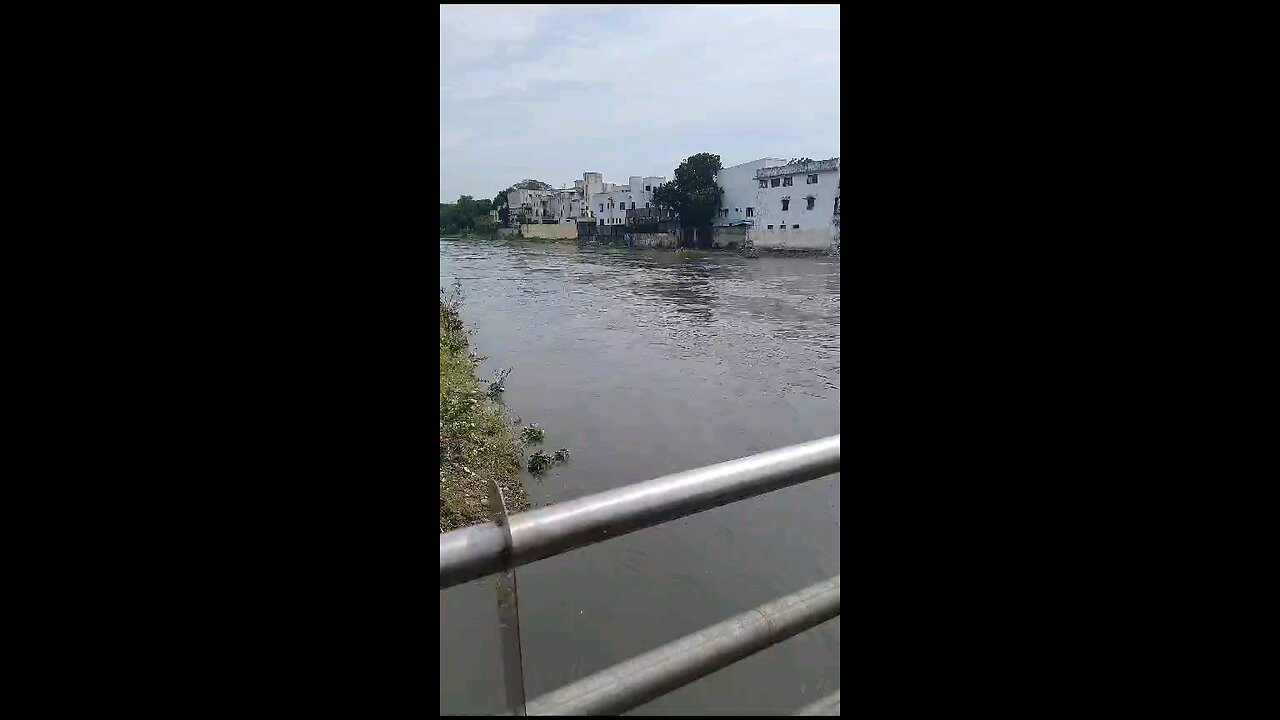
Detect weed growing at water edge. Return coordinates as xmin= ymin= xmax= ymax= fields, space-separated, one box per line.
xmin=528 ymin=450 xmax=554 ymax=475
xmin=484 ymin=367 xmax=513 ymax=398
xmin=520 ymin=424 xmax=546 ymax=444
xmin=528 ymin=447 xmax=571 ymax=476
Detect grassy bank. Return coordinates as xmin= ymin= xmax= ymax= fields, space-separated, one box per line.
xmin=439 ymin=286 xmax=529 ymax=532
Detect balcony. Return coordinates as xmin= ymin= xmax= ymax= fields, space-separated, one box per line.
xmin=625 ymin=207 xmax=675 ymax=225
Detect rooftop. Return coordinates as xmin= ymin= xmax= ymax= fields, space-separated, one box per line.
xmin=723 ymin=157 xmax=788 ymax=171
xmin=756 ymin=158 xmax=840 ymax=178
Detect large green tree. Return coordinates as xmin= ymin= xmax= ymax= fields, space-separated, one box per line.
xmin=653 ymin=153 xmax=723 ymax=248
xmin=440 ymin=195 xmax=497 ymax=235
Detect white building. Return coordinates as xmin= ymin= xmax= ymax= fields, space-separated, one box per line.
xmin=712 ymin=158 xmax=790 ymax=227
xmin=547 ymin=186 xmax=585 ymax=223
xmin=589 ymin=175 xmax=665 ymax=227
xmin=751 ymin=158 xmax=840 ymax=249
xmin=506 ymin=188 xmax=553 ymax=223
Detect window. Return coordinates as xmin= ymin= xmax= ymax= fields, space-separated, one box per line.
xmin=793 ymin=224 xmax=799 ymax=229
xmin=806 ymin=196 xmax=815 ymax=210
xmin=779 ymin=225 xmax=786 ymax=232
xmin=746 ymin=207 xmax=754 ymax=217
xmin=645 ymin=185 xmax=651 ymax=191
xmin=600 ymin=204 xmax=604 ymax=211
xmin=783 ymin=176 xmax=793 ymax=186
xmin=781 ymin=199 xmax=790 ymax=211
xmin=807 ymin=174 xmax=818 ymax=184
xmin=631 ymin=202 xmax=636 ymax=209
xmin=767 ymin=225 xmax=774 ymax=229
xmin=771 ymin=178 xmax=781 ymax=187
xmin=646 ymin=202 xmax=650 ymax=209
xmin=759 ymin=179 xmax=767 ymax=188
xmin=600 ymin=219 xmax=604 ymax=226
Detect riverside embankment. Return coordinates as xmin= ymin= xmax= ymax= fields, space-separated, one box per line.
xmin=438 ymin=285 xmax=528 ymax=531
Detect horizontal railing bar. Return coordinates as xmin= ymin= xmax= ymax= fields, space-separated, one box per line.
xmin=794 ymin=690 xmax=840 ymax=715
xmin=522 ymin=575 xmax=840 ymax=716
xmin=441 ymin=435 xmax=840 ymax=589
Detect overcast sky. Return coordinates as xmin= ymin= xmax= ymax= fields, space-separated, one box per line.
xmin=440 ymin=4 xmax=840 ymax=203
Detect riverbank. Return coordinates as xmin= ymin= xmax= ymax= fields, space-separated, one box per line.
xmin=439 ymin=287 xmax=529 ymax=532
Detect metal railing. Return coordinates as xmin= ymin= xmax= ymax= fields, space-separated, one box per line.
xmin=440 ymin=435 xmax=841 ymax=716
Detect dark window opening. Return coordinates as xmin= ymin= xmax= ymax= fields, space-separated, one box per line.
xmin=807 ymin=174 xmax=818 ymax=184
xmin=767 ymin=225 xmax=774 ymax=229
xmin=759 ymin=180 xmax=767 ymax=188
xmin=771 ymin=178 xmax=781 ymax=187
xmin=781 ymin=199 xmax=790 ymax=211
xmin=746 ymin=207 xmax=754 ymax=217
xmin=645 ymin=185 xmax=651 ymax=191
xmin=783 ymin=176 xmax=793 ymax=186
xmin=806 ymin=197 xmax=815 ymax=210
xmin=793 ymin=224 xmax=799 ymax=229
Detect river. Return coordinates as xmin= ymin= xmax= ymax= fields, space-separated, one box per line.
xmin=439 ymin=238 xmax=840 ymax=715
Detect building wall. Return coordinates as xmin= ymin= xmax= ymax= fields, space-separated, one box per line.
xmin=519 ymin=222 xmax=577 ymax=240
xmin=749 ymin=228 xmax=833 ymax=250
xmin=713 ymin=158 xmax=788 ymax=226
xmin=711 ymin=226 xmax=748 ymax=248
xmin=507 ymin=188 xmax=552 ymax=222
xmin=548 ymin=188 xmax=583 ymax=223
xmin=626 ymin=232 xmax=679 ymax=248
xmin=753 ymin=159 xmax=840 ymax=233
xmin=588 ymin=173 xmax=665 ymax=228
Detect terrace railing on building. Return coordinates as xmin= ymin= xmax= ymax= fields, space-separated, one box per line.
xmin=625 ymin=207 xmax=675 ymax=224
xmin=440 ymin=435 xmax=841 ymax=716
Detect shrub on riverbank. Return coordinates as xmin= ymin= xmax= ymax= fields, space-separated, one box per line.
xmin=440 ymin=285 xmax=529 ymax=532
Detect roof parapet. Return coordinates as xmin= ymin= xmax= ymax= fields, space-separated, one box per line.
xmin=756 ymin=158 xmax=840 ymax=178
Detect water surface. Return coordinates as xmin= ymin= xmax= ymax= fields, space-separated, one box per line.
xmin=439 ymin=239 xmax=840 ymax=715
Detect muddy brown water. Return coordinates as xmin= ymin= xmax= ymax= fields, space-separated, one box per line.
xmin=439 ymin=238 xmax=840 ymax=715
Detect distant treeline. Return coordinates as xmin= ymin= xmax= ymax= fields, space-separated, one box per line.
xmin=440 ymin=196 xmax=497 ymax=234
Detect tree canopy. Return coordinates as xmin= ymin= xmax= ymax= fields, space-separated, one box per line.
xmin=653 ymin=153 xmax=723 ymax=241
xmin=440 ymin=195 xmax=496 ymax=234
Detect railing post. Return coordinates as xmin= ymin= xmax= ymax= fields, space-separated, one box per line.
xmin=488 ymin=478 xmax=527 ymax=715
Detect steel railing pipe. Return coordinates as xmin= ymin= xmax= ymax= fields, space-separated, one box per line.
xmin=522 ymin=575 xmax=840 ymax=716
xmin=440 ymin=435 xmax=840 ymax=589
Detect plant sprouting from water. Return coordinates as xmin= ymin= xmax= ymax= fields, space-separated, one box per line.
xmin=520 ymin=424 xmax=546 ymax=444
xmin=528 ymin=450 xmax=554 ymax=475
xmin=484 ymin=367 xmax=512 ymax=399
xmin=528 ymin=447 xmax=570 ymax=476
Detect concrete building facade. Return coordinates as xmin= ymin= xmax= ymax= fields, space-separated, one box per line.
xmin=588 ymin=174 xmax=664 ymax=227
xmin=712 ymin=158 xmax=790 ymax=227
xmin=750 ymin=158 xmax=840 ymax=250
xmin=506 ymin=188 xmax=553 ymax=224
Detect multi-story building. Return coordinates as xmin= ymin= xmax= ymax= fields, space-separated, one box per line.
xmin=548 ymin=186 xmax=585 ymax=223
xmin=751 ymin=158 xmax=840 ymax=249
xmin=590 ymin=175 xmax=665 ymax=227
xmin=712 ymin=158 xmax=790 ymax=227
xmin=506 ymin=187 xmax=553 ymax=224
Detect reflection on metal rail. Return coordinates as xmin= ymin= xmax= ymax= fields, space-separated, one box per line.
xmin=440 ymin=435 xmax=841 ymax=589
xmin=440 ymin=434 xmax=841 ymax=716
xmin=794 ymin=690 xmax=840 ymax=715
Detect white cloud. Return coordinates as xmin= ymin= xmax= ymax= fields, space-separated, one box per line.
xmin=440 ymin=5 xmax=839 ymax=202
